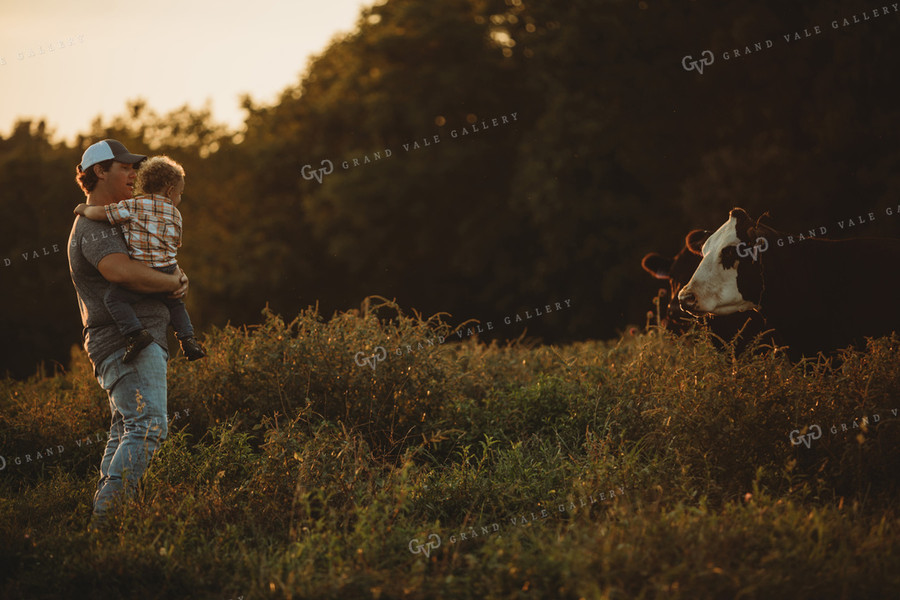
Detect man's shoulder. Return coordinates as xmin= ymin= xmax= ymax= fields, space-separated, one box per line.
xmin=69 ymin=217 xmax=128 ymax=269
xmin=71 ymin=216 xmax=126 ymax=242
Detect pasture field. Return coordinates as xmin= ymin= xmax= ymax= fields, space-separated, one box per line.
xmin=1 ymin=304 xmax=899 ymax=599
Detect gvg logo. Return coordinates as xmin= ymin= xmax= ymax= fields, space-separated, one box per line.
xmin=301 ymin=159 xmax=334 ymax=184
xmin=789 ymin=424 xmax=822 ymax=448
xmin=736 ymin=236 xmax=769 ymax=262
xmin=682 ymin=50 xmax=714 ymax=74
xmin=354 ymin=346 xmax=387 ymax=371
xmin=408 ymin=533 xmax=441 ymax=557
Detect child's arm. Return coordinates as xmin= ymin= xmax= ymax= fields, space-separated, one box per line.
xmin=73 ymin=203 xmax=111 ymax=222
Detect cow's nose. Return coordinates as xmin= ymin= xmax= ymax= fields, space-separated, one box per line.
xmin=668 ymin=299 xmax=689 ymax=318
xmin=679 ymin=290 xmax=697 ymax=310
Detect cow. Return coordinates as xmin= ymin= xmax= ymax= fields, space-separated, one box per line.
xmin=678 ymin=208 xmax=900 ymax=359
xmin=642 ymin=228 xmax=770 ymax=354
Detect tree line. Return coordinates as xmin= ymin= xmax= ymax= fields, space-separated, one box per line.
xmin=2 ymin=0 xmax=899 ymax=378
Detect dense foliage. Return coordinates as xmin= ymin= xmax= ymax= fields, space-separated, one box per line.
xmin=2 ymin=305 xmax=899 ymax=598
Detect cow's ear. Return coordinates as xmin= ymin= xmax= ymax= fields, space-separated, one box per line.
xmin=730 ymin=207 xmax=755 ymax=240
xmin=685 ymin=229 xmax=709 ymax=255
xmin=642 ymin=253 xmax=673 ymax=279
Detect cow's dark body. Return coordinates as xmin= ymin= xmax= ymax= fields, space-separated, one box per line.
xmin=739 ymin=233 xmax=900 ymax=358
xmin=642 ymin=230 xmax=770 ymax=353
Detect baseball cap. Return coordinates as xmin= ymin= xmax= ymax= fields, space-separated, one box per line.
xmin=79 ymin=139 xmax=146 ymax=171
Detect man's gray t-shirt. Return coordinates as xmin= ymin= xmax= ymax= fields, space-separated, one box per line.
xmin=67 ymin=216 xmax=169 ymax=371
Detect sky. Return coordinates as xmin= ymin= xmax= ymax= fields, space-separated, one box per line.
xmin=0 ymin=0 xmax=374 ymax=143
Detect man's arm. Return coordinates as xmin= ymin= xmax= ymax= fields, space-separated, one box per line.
xmin=74 ymin=203 xmax=110 ymax=222
xmin=97 ymin=253 xmax=189 ymax=297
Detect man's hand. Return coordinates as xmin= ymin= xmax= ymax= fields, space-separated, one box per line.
xmin=169 ymin=266 xmax=189 ymax=299
xmin=73 ymin=203 xmax=88 ymax=216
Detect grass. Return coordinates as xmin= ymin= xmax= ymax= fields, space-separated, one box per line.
xmin=1 ymin=300 xmax=899 ymax=599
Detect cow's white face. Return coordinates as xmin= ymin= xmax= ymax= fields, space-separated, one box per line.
xmin=678 ymin=213 xmax=759 ymax=315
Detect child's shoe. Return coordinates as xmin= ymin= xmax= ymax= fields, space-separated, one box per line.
xmin=179 ymin=336 xmax=207 ymax=361
xmin=122 ymin=329 xmax=153 ymax=364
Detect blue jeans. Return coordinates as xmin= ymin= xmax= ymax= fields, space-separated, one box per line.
xmin=92 ymin=342 xmax=168 ymax=518
xmin=104 ymin=263 xmax=195 ymax=339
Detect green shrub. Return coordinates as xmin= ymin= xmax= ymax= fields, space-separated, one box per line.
xmin=2 ymin=308 xmax=899 ymax=598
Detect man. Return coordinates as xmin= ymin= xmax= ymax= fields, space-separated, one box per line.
xmin=67 ymin=139 xmax=189 ymax=526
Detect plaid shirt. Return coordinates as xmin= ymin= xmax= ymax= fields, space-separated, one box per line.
xmin=104 ymin=194 xmax=182 ymax=268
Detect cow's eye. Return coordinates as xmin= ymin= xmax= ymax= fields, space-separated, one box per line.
xmin=720 ymin=245 xmax=739 ymax=269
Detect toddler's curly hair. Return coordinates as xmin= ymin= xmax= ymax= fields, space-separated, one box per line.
xmin=136 ymin=155 xmax=185 ymax=196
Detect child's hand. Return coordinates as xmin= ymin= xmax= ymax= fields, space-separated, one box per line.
xmin=73 ymin=203 xmax=88 ymax=216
